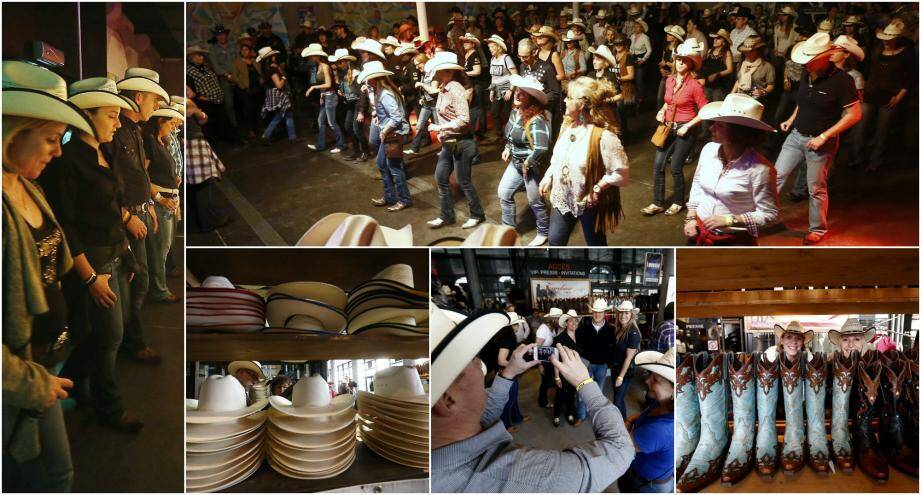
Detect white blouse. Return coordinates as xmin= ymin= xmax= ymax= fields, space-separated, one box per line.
xmin=687 ymin=142 xmax=779 ymax=237
xmin=542 ymin=124 xmax=629 ymax=218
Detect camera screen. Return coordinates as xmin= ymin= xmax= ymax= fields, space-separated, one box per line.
xmin=536 ymin=346 xmax=556 ymax=361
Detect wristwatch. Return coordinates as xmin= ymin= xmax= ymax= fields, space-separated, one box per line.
xmin=592 ymin=184 xmax=602 ymax=194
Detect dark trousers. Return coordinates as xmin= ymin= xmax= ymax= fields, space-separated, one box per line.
xmin=198 ymin=100 xmax=233 ymax=142
xmin=549 ymin=206 xmax=607 ymax=246
xmin=473 ymin=85 xmax=489 ymax=135
xmin=352 ymin=114 xmax=369 ymax=155
xmin=189 ymin=178 xmax=228 ymax=232
xmin=652 ymin=130 xmax=696 ymax=206
xmin=122 ymin=208 xmax=151 ymax=354
xmin=434 ymin=138 xmax=485 ymax=223
xmin=500 ymin=376 xmax=524 ymax=428
xmin=553 ymin=381 xmax=577 ymax=420
xmin=611 ymin=371 xmax=633 ymax=418
xmin=490 ymin=92 xmax=513 ymax=139
xmin=538 ymin=362 xmax=555 ymax=407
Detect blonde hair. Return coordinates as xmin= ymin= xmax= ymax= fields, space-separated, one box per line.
xmin=563 ymin=76 xmax=620 ymax=134
xmin=2 ymin=116 xmax=62 ymax=170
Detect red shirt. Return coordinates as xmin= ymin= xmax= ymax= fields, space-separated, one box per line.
xmin=664 ymin=75 xmax=708 ymax=123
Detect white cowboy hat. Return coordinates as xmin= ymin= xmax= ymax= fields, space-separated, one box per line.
xmin=635 ymin=19 xmax=649 ymax=33
xmin=562 ymin=29 xmax=584 ymax=42
xmin=269 ymin=375 xmax=355 ymax=418
xmin=358 ymin=422 xmax=427 ymax=454
xmin=357 ymin=403 xmax=428 ymax=433
xmin=200 ymin=276 xmax=233 ymax=289
xmin=832 ymin=35 xmax=865 ymax=62
xmin=506 ymin=311 xmax=526 ymax=327
xmin=558 ymin=313 xmax=577 ymax=328
xmin=777 ymin=6 xmax=797 ymax=17
xmin=634 ymin=347 xmax=676 ymax=383
xmin=698 ymin=93 xmax=776 ymax=132
xmin=817 ymin=19 xmax=834 ymax=33
xmin=595 ymin=9 xmax=608 ymax=19
xmin=296 ymin=212 xmax=411 ymax=246
xmin=116 ymin=67 xmax=169 ymax=103
xmin=394 ymin=43 xmax=418 ymax=57
xmin=266 ymin=434 xmax=356 ymax=464
xmin=266 ymin=444 xmax=357 ymax=479
xmin=227 ymin=361 xmax=265 ymax=381
xmin=546 ymin=307 xmax=564 ymax=317
xmin=590 ymin=298 xmax=611 ymax=313
xmin=615 ymin=300 xmax=640 ymax=314
xmin=187 ymin=375 xmax=269 ymax=424
xmin=791 ymin=33 xmax=835 ymax=64
xmin=428 ymin=51 xmax=465 ymax=73
xmin=186 ymin=443 xmax=264 ymax=491
xmin=380 ymin=35 xmax=400 ymax=47
xmin=354 ymin=59 xmax=398 ymax=85
xmin=509 ymin=73 xmax=548 ymax=105
xmin=186 ymin=410 xmax=267 ymax=443
xmin=255 ymin=46 xmax=280 ymax=63
xmin=268 ymin=406 xmax=355 ymax=434
xmin=328 ymin=48 xmax=356 ymax=63
xmin=842 ymin=15 xmax=864 ymax=26
xmin=460 ymin=223 xmax=521 ymax=246
xmin=68 ymin=77 xmax=135 ymax=113
xmin=664 ymin=24 xmax=685 ymax=41
xmin=151 ymin=102 xmax=184 ymax=121
xmin=186 ymin=425 xmax=263 ymax=454
xmin=773 ymin=321 xmax=815 ymax=345
xmin=828 ymin=318 xmax=876 ymax=347
xmin=170 ymin=95 xmax=186 ymax=106
xmin=2 ymin=61 xmax=96 ymax=137
xmin=266 ymin=281 xmax=347 ymax=332
xmin=360 ymin=430 xmax=428 ymax=468
xmin=358 ymin=366 xmax=427 ymax=407
xmin=485 ymin=34 xmax=508 ymax=53
xmin=430 ymin=304 xmax=511 ymax=401
xmin=570 ymin=18 xmax=587 ymax=29
xmin=186 ymin=44 xmax=210 ymax=56
xmin=675 ymin=38 xmax=704 ymax=71
xmin=627 ymin=6 xmax=641 ymax=17
xmin=588 ymin=44 xmax=617 ymax=67
xmin=301 ymin=43 xmax=328 ymax=59
xmin=877 ymin=21 xmax=905 ymax=41
xmin=459 ymin=32 xmax=481 ymax=45
xmin=266 ymin=419 xmax=356 ymax=449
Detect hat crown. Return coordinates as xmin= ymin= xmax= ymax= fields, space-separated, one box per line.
xmin=362 ymin=60 xmax=386 ymax=73
xmin=591 ymin=298 xmax=609 ymax=312
xmin=291 ymin=374 xmax=333 ymax=407
xmin=334 ymin=48 xmax=349 ymax=58
xmin=715 ymin=93 xmax=765 ymax=120
xmin=677 ymin=38 xmax=703 ymax=57
xmin=785 ymin=320 xmax=806 ymax=333
xmin=197 ymin=375 xmax=247 ymax=412
xmin=616 ymin=300 xmax=636 ymax=312
xmin=547 ymin=307 xmax=563 ymax=317
xmin=373 ymin=366 xmax=425 ymax=400
xmin=2 ymin=61 xmax=68 ymax=100
xmin=123 ymin=67 xmax=160 ymax=84
xmin=69 ymin=76 xmax=119 ymax=96
xmin=431 ymin=51 xmax=459 ymax=66
xmin=840 ymin=318 xmax=865 ymax=333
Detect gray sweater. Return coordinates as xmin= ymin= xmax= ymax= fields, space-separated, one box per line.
xmin=432 ymin=375 xmax=635 ymax=492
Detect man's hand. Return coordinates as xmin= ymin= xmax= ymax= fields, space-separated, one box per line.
xmin=501 ymin=148 xmax=510 ymax=162
xmin=499 ymin=343 xmax=541 ymax=379
xmin=779 ymin=120 xmax=793 ymax=132
xmin=43 ymin=376 xmax=73 ymax=408
xmin=806 ymin=135 xmax=827 ymax=151
xmin=126 ymin=215 xmax=147 ymax=239
xmin=149 ymin=204 xmax=158 ymax=234
xmin=89 ymin=274 xmax=117 ymax=308
xmin=550 ymin=344 xmax=591 ymax=387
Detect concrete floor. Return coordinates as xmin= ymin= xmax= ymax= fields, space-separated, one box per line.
xmin=63 ymin=238 xmax=185 ymax=492
xmin=188 ymin=109 xmax=918 ymax=247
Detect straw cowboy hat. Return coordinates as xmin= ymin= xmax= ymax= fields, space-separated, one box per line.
xmin=634 ymin=347 xmax=676 ymax=383
xmin=463 ymin=223 xmax=519 ymax=246
xmin=186 ymin=410 xmax=267 ymax=443
xmin=589 ymin=45 xmax=618 ymax=67
xmin=635 ymin=19 xmax=649 ymax=33
xmin=842 ymin=15 xmax=864 ymax=26
xmin=700 ymin=8 xmax=714 ymax=18
xmin=151 ymin=102 xmax=185 ymax=121
xmin=380 ymin=35 xmax=400 ymax=47
xmin=301 ymin=43 xmax=328 ymax=59
xmin=296 ymin=212 xmax=410 ymax=246
xmin=832 ymin=35 xmax=865 ymax=62
xmin=187 ymin=375 xmax=269 ymax=424
xmin=269 ymin=374 xmax=355 ymax=417
xmin=430 ymin=303 xmax=511 ymax=401
xmin=562 ymin=29 xmax=584 ymax=42
xmin=328 ymin=48 xmax=356 ymax=63
xmin=509 ymin=74 xmax=548 ymax=105
xmin=595 ymin=9 xmax=609 ymax=20
xmin=353 ymin=38 xmax=386 ymax=59
xmin=459 ymin=32 xmax=481 ymax=45
xmin=627 ymin=6 xmax=641 ymax=17
xmin=738 ymin=35 xmax=767 ymax=53
xmin=558 ymin=313 xmax=579 ymax=328
xmin=238 ymin=33 xmax=254 ymax=42
xmin=664 ymin=24 xmax=686 ymax=42
xmin=358 ymin=366 xmax=427 ymax=407
xmin=2 ymin=61 xmax=96 ymax=136
xmin=877 ymin=20 xmax=905 ymax=40
xmin=828 ymin=318 xmax=876 ymax=347
xmin=674 ymin=38 xmax=704 ymax=70
xmin=698 ymin=93 xmax=776 ymax=132
xmin=428 ymin=51 xmax=465 ymax=73
xmin=791 ymin=32 xmax=835 ymax=64
xmin=773 ymin=321 xmax=814 ymax=345
xmin=255 ymin=46 xmax=280 ymax=63
xmin=570 ymin=18 xmax=587 ymax=29
xmin=777 ymin=6 xmax=798 ymax=18
xmin=485 ymin=34 xmax=508 ymax=53
xmin=266 ymin=281 xmax=347 ymax=332
xmin=186 ymin=45 xmax=210 ymax=57
xmin=228 ymin=361 xmax=265 ymax=381
xmin=546 ymin=307 xmax=564 ymax=317
xmin=817 ymin=19 xmax=834 ymax=34
xmin=526 ymin=4 xmax=538 ymax=12
xmin=68 ymin=77 xmax=135 ymax=113
xmin=590 ymin=298 xmax=612 ymax=313
xmin=395 ymin=43 xmax=418 ymax=57
xmin=117 ymin=67 xmax=169 ymax=103
xmin=354 ymin=61 xmax=395 ymax=85
xmin=615 ymin=300 xmax=640 ymax=315
xmin=709 ymin=28 xmax=732 ymax=45
xmin=533 ymin=25 xmax=560 ymax=42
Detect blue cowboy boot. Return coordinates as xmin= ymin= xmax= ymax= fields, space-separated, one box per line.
xmin=880 ymin=358 xmax=918 ymax=476
xmin=853 ymin=355 xmax=888 ymax=482
xmin=720 ymin=353 xmax=755 ymax=485
xmin=676 ymin=352 xmax=701 ymax=480
xmin=676 ymin=352 xmax=729 ymax=493
xmin=804 ymin=352 xmax=830 ymax=474
xmin=830 ymin=351 xmax=857 ymax=472
xmin=755 ymin=352 xmax=780 ymax=477
xmin=779 ymin=352 xmax=805 ymax=475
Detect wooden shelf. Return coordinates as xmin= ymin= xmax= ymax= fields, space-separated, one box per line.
xmin=223 ymin=441 xmax=427 ymax=493
xmin=187 ymin=333 xmax=428 ymax=361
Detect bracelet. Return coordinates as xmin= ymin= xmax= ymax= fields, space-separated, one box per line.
xmin=576 ymin=377 xmax=594 ymax=392
xmin=123 ymin=213 xmax=133 ymax=225
xmin=724 ymin=214 xmax=734 ymax=227
xmin=819 ymin=132 xmax=829 ymax=140
xmin=83 ymin=272 xmax=98 ymax=287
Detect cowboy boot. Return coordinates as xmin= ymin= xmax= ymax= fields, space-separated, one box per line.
xmin=830 ymin=352 xmax=857 ymax=472
xmin=905 ymin=359 xmax=919 ymax=452
xmin=720 ymin=353 xmax=756 ymax=486
xmin=676 ymin=352 xmax=729 ymax=493
xmin=853 ymin=360 xmax=889 ymax=482
xmin=676 ymin=352 xmax=701 ymax=480
xmin=804 ymin=353 xmax=830 ymax=475
xmin=880 ymin=359 xmax=918 ymax=476
xmin=755 ymin=352 xmax=780 ymax=477
xmin=779 ymin=352 xmax=805 ymax=475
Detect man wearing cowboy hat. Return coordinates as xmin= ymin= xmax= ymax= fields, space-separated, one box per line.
xmin=256 ymin=20 xmax=287 ymax=61
xmin=574 ymin=298 xmax=615 ymax=422
xmin=187 ymin=45 xmax=235 ymax=143
xmin=774 ymin=32 xmax=861 ymax=245
xmin=330 ymin=19 xmax=355 ymax=51
xmin=517 ymin=38 xmax=562 ymax=137
xmin=729 ymin=7 xmax=758 ymax=63
xmin=208 ymin=25 xmax=241 ymax=135
xmin=227 ymin=360 xmax=266 ymax=403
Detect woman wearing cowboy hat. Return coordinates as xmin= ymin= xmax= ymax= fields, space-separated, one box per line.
xmin=304 ymin=44 xmax=347 ymax=154
xmin=828 ymin=318 xmax=874 ymax=358
xmin=609 ymin=34 xmax=637 ymax=142
xmin=561 ymin=30 xmax=589 ymax=89
xmin=731 ymin=36 xmax=775 ymax=101
xmin=684 ymin=94 xmax=779 ymax=245
xmin=532 ymin=26 xmax=565 ymax=91
xmin=486 ymin=35 xmax=519 ymax=144
xmin=766 ymin=321 xmax=814 ymax=363
xmin=656 ymin=25 xmax=685 ymax=109
xmin=497 ymin=74 xmax=552 ymax=246
xmin=459 ymin=33 xmax=491 ymax=141
xmin=552 ymin=312 xmax=583 ymax=427
xmin=629 ymin=20 xmax=652 ymax=107
xmin=773 ymin=6 xmax=800 ymax=76
xmin=698 ymin=29 xmax=734 ymax=104
xmin=610 ymin=300 xmax=641 ymax=418
xmin=407 ymin=53 xmax=437 ymax=154
xmin=331 ymin=49 xmax=364 ymax=161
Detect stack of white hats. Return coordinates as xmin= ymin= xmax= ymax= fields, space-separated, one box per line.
xmin=266 ymin=374 xmax=358 ymax=479
xmin=186 ymin=375 xmax=268 ymax=492
xmin=345 ymin=264 xmax=428 ymax=336
xmin=356 ymin=366 xmax=429 ymax=469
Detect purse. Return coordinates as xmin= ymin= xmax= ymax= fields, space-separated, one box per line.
xmin=383 ymin=132 xmax=403 ymax=159
xmin=650 ymin=77 xmax=686 ymax=149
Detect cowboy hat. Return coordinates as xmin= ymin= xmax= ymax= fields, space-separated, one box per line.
xmin=777 ymin=6 xmax=797 ymax=17
xmin=627 ymin=6 xmax=641 ymax=17
xmin=817 ymin=19 xmax=834 ymax=33
xmin=634 ymin=347 xmax=676 ymax=383
xmin=738 ymin=35 xmax=767 ymax=53
xmin=238 ymin=33 xmax=254 ymax=41
xmin=380 ymin=35 xmax=400 ymax=47
xmin=459 ymin=32 xmax=481 ymax=45
xmin=664 ymin=24 xmax=686 ymax=42
xmin=595 ymin=9 xmax=608 ymax=20
xmin=357 ymin=398 xmax=428 ymax=427
xmin=558 ymin=313 xmax=578 ymax=328
xmin=588 ymin=45 xmax=618 ymax=67
xmin=832 ymin=35 xmax=865 ymax=62
xmin=358 ymin=422 xmax=428 ymax=454
xmin=186 ymin=445 xmax=264 ymax=492
xmin=187 ymin=44 xmax=210 ymax=56
xmin=430 ymin=304 xmax=511 ymax=401
xmin=358 ymin=366 xmax=427 ymax=407
xmin=533 ymin=25 xmax=560 ymax=41
xmin=266 ymin=281 xmax=347 ymax=332
xmin=395 ymin=43 xmax=418 ymax=57
xmin=301 ymin=43 xmax=328 ymax=59
xmin=265 ymin=434 xmax=355 ymax=464
xmin=570 ymin=18 xmax=587 ymax=29
xmin=151 ymin=102 xmax=185 ymax=121
xmin=186 ymin=410 xmax=267 ymax=443
xmin=791 ymin=32 xmax=835 ymax=64
xmin=590 ymin=298 xmax=611 ymax=313
xmin=526 ymin=4 xmax=538 ymax=12
xmin=635 ymin=19 xmax=649 ymax=33
xmin=773 ymin=321 xmax=814 ymax=345
xmin=228 ymin=361 xmax=265 ymax=381
xmin=674 ymin=38 xmax=704 ymax=70
xmin=170 ymin=95 xmax=186 ymax=107
xmin=301 ymin=20 xmax=314 ymax=29
xmin=296 ymin=212 xmax=411 ymax=246
xmin=353 ymin=38 xmax=386 ymax=59
xmin=266 ymin=418 xmax=355 ymax=448
xmin=828 ymin=318 xmax=875 ymax=347
xmin=509 ymin=73 xmax=548 ymax=105
xmin=187 ymin=375 xmax=269 ymax=424
xmin=211 ymin=24 xmax=230 ymax=35
xmin=358 ymin=429 xmax=428 ymax=468
xmin=186 ymin=423 xmax=263 ymax=454
xmin=354 ymin=62 xmax=395 ymax=84
xmin=350 ymin=36 xmax=367 ymax=49
xmin=328 ymin=48 xmax=356 ymax=63
xmin=269 ymin=375 xmax=355 ymax=418
xmin=877 ymin=21 xmax=905 ymax=40
xmin=615 ymin=300 xmax=640 ymax=314
xmin=255 ymin=47 xmax=280 ymax=63
xmin=562 ymin=29 xmax=584 ymax=42
xmin=116 ymin=67 xmax=169 ymax=103
xmin=506 ymin=311 xmax=526 ymax=327
xmin=485 ymin=34 xmax=508 ymax=52
xmin=698 ymin=93 xmax=776 ymax=132
xmin=428 ymin=51 xmax=465 ymax=73
xmin=68 ymin=77 xmax=135 ymax=113
xmin=546 ymin=307 xmax=564 ymax=317
xmin=700 ymin=8 xmax=714 ymax=18
xmin=462 ymin=223 xmax=520 ymax=246
xmin=1 ymin=62 xmax=102 ymax=138
xmin=709 ymin=28 xmax=732 ymax=45
xmin=842 ymin=15 xmax=864 ymax=26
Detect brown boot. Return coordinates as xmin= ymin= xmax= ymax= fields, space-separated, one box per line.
xmin=853 ymin=359 xmax=889 ymax=482
xmin=880 ymin=359 xmax=918 ymax=476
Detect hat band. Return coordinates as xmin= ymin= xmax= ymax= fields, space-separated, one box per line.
xmin=2 ymin=87 xmax=98 ymax=133
xmin=431 ymin=308 xmax=507 ymax=363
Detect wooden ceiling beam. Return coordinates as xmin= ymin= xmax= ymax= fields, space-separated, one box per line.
xmin=678 ymin=287 xmax=920 ymax=318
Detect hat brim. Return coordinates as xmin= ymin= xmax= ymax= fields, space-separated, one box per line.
xmin=186 ymin=409 xmax=267 ymax=443
xmin=2 ymin=88 xmax=96 ymax=137
xmin=330 ymin=55 xmax=358 ymax=62
xmin=739 ymin=43 xmax=767 ymax=53
xmin=255 ymin=50 xmax=281 ymax=63
xmin=186 ymin=398 xmax=269 ymax=424
xmin=356 ymin=69 xmax=395 ymax=84
xmin=268 ymin=393 xmax=354 ymax=419
xmin=357 ymin=389 xmax=428 ymax=407
xmin=791 ymin=42 xmax=832 ymax=64
xmin=227 ymin=361 xmax=266 ymax=380
xmin=266 ymin=420 xmax=356 ymax=449
xmin=773 ymin=324 xmax=814 ymax=345
xmin=876 ymin=31 xmax=901 ymax=41
xmin=186 ymin=445 xmax=264 ymax=491
xmin=698 ymin=101 xmax=776 ymax=132
xmin=588 ymin=48 xmax=618 ymax=68
xmin=116 ymin=77 xmax=169 ymax=103
xmin=186 ymin=425 xmax=262 ymax=454
xmin=431 ymin=309 xmax=511 ymax=402
xmin=152 ymin=107 xmax=185 ymax=121
xmin=360 ymin=431 xmax=428 ymax=468
xmin=301 ymin=50 xmax=329 ymax=59
xmin=69 ymin=91 xmax=135 ymax=112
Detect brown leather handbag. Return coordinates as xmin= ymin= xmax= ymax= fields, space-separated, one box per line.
xmin=383 ymin=132 xmax=403 ymax=159
xmin=650 ymin=77 xmax=686 ymax=149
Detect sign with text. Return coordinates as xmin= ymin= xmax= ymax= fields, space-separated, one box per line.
xmin=530 ymin=278 xmax=591 ymax=307
xmin=643 ymin=252 xmax=662 ymax=284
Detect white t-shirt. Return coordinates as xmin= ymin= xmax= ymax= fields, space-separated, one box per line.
xmin=848 ymin=69 xmax=865 ymax=91
xmin=535 ymin=323 xmax=555 ymax=346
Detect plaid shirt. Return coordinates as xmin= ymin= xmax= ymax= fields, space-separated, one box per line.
xmin=261 ymin=87 xmax=291 ymax=118
xmin=187 ymin=63 xmax=224 ymax=104
xmin=185 ymin=137 xmax=225 ymax=185
xmin=434 ymin=80 xmax=470 ymax=138
xmin=504 ymin=109 xmax=550 ymax=172
xmin=652 ymin=320 xmax=675 ymax=352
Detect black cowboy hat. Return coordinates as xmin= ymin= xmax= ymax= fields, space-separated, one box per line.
xmin=331 ymin=19 xmax=346 ymax=28
xmin=731 ymin=7 xmax=754 ymax=20
xmin=795 ymin=24 xmax=816 ymax=37
xmin=258 ymin=21 xmax=272 ymax=29
xmin=211 ymin=24 xmax=230 ymax=35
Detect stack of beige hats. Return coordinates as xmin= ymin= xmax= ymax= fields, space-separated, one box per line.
xmin=266 ymin=374 xmax=358 ymax=479
xmin=186 ymin=375 xmax=269 ymax=492
xmin=346 ymin=264 xmax=428 ymax=336
xmin=357 ymin=366 xmax=429 ymax=469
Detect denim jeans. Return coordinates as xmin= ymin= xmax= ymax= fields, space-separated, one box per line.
xmin=652 ymin=130 xmax=696 ymax=206
xmin=411 ymin=105 xmax=434 ymax=152
xmin=612 ymin=372 xmax=633 ymax=419
xmin=376 ymin=140 xmax=413 ymax=206
xmin=854 ymin=101 xmax=897 ymax=170
xmin=263 ymin=108 xmax=296 ymax=141
xmin=352 ymin=113 xmax=369 ymax=154
xmin=549 ymin=206 xmax=607 ymax=246
xmin=473 ymin=85 xmax=489 ymax=134
xmin=577 ymin=363 xmax=610 ymax=419
xmin=618 ymin=468 xmax=674 ymax=493
xmin=147 ymin=202 xmax=176 ymax=300
xmin=500 ymin=376 xmax=524 ymax=428
xmin=218 ymin=77 xmax=238 ymax=128
xmin=88 ymin=255 xmax=132 ymax=420
xmin=497 ymin=161 xmax=549 ymax=236
xmin=775 ymin=128 xmax=840 ymax=234
xmin=317 ymin=92 xmax=345 ymax=150
xmin=2 ymin=401 xmax=73 ymax=492
xmin=490 ymin=90 xmax=513 ymax=139
xmin=123 ymin=208 xmax=151 ymax=354
xmin=434 ymin=138 xmax=485 ymax=223
xmin=369 ymin=122 xmax=381 ymax=157
xmin=341 ymin=101 xmax=357 ymax=143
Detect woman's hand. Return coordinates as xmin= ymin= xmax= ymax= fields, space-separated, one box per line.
xmin=886 ymin=94 xmax=903 ymax=109
xmin=501 ymin=148 xmax=510 ymax=162
xmin=683 ymin=219 xmax=698 ymax=237
xmin=539 ymin=179 xmax=552 ymax=198
xmin=655 ymin=107 xmax=665 ymax=123
xmin=43 ymin=376 xmax=73 ymax=408
xmin=357 ymin=113 xmax=365 ymax=123
xmin=126 ymin=215 xmax=147 ymax=240
xmin=89 ymin=274 xmax=117 ymax=309
xmin=550 ymin=344 xmax=591 ymax=387
xmin=615 ymin=375 xmax=624 ymax=387
xmin=676 ymin=123 xmax=690 ymax=137
xmin=305 ymin=87 xmax=313 ymax=97
xmin=780 ymin=119 xmax=793 ymax=132
xmin=702 ymin=215 xmax=733 ymax=230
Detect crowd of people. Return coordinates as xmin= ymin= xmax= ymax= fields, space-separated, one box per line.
xmin=188 ymin=2 xmax=916 ymax=246
xmin=3 ymin=61 xmax=183 ymax=491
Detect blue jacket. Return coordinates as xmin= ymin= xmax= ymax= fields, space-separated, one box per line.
xmin=374 ymin=88 xmax=410 ymax=136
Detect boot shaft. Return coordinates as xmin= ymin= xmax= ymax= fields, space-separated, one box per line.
xmin=856 ymin=360 xmax=883 ymax=413
xmin=804 ymin=352 xmax=828 ymax=395
xmin=779 ymin=351 xmax=804 ymax=395
xmin=832 ymin=351 xmax=856 ymax=394
xmin=728 ymin=352 xmax=755 ymax=402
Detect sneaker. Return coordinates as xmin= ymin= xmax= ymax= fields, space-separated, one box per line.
xmin=803 ymin=232 xmax=825 ymax=245
xmin=461 ymin=218 xmax=484 ymax=229
xmin=567 ymin=415 xmax=575 ymax=425
xmin=427 ymin=218 xmax=454 ymax=229
xmin=330 ymin=147 xmax=343 ymax=154
xmin=664 ymin=204 xmax=684 ymax=216
xmin=553 ymin=418 xmax=561 ymax=427
xmin=404 ymin=149 xmax=417 ymax=155
xmin=307 ymin=144 xmax=324 ymax=151
xmin=528 ymin=234 xmax=548 ymax=246
xmin=641 ymin=204 xmax=665 ymax=216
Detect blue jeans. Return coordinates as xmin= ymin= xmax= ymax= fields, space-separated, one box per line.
xmin=577 ymin=363 xmax=610 ymax=419
xmin=854 ymin=101 xmax=897 ymax=170
xmin=263 ymin=108 xmax=295 ymax=141
xmin=652 ymin=130 xmax=696 ymax=206
xmin=88 ymin=254 xmax=132 ymax=420
xmin=497 ymin=161 xmax=549 ymax=236
xmin=410 ymin=105 xmax=434 ymax=152
xmin=434 ymin=137 xmax=485 ymax=223
xmin=342 ymin=102 xmax=357 ymax=142
xmin=147 ymin=202 xmax=176 ymax=300
xmin=2 ymin=401 xmax=73 ymax=492
xmin=500 ymin=376 xmax=524 ymax=428
xmin=612 ymin=372 xmax=633 ymax=419
xmin=123 ymin=208 xmax=151 ymax=354
xmin=317 ymin=92 xmax=345 ymax=150
xmin=775 ymin=128 xmax=840 ymax=234
xmin=548 ymin=206 xmax=607 ymax=246
xmin=376 ymin=140 xmax=412 ymax=206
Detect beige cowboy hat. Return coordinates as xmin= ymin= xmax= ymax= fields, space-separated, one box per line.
xmin=395 ymin=43 xmax=418 ymax=57
xmin=832 ymin=35 xmax=865 ymax=62
xmin=358 ymin=422 xmax=428 ymax=455
xmin=562 ymin=29 xmax=584 ymax=42
xmin=186 ymin=434 xmax=262 ymax=471
xmin=151 ymin=102 xmax=184 ymax=121
xmin=266 ymin=436 xmax=356 ymax=471
xmin=328 ymin=48 xmax=356 ymax=63
xmin=615 ymin=300 xmax=640 ymax=315
xmin=463 ymin=223 xmax=520 ymax=246
xmin=186 ymin=444 xmax=264 ymax=492
xmin=266 ymin=419 xmax=356 ymax=449
xmin=459 ymin=32 xmax=481 ymax=45
xmin=589 ymin=44 xmax=618 ymax=67
xmin=353 ymin=38 xmax=386 ymax=59
xmin=228 ymin=361 xmax=266 ymax=381
xmin=675 ymin=38 xmax=704 ymax=70
xmin=570 ymin=18 xmax=587 ymax=29
xmin=359 ymin=425 xmax=428 ymax=468
xmin=773 ymin=321 xmax=814 ymax=345
xmin=546 ymin=307 xmax=564 ymax=317
xmin=350 ymin=36 xmax=367 ymax=49
xmin=357 ymin=399 xmax=428 ymax=430
xmin=738 ymin=35 xmax=767 ymax=53
xmin=791 ymin=32 xmax=836 ymax=64
xmin=116 ymin=67 xmax=169 ymax=103
xmin=698 ymin=93 xmax=776 ymax=132
xmin=558 ymin=313 xmax=579 ymax=328
xmin=533 ymin=25 xmax=560 ymax=41
xmin=877 ymin=20 xmax=905 ymax=40
xmin=268 ymin=406 xmax=355 ymax=435
xmin=828 ymin=318 xmax=876 ymax=347
xmin=68 ymin=77 xmax=135 ymax=114
xmin=635 ymin=19 xmax=649 ymax=33
xmin=296 ymin=212 xmax=411 ymax=246
xmin=301 ymin=43 xmax=328 ymax=59
xmin=187 ymin=375 xmax=269 ymax=424
xmin=590 ymin=298 xmax=611 ymax=313
xmin=269 ymin=375 xmax=355 ymax=418
xmin=255 ymin=46 xmax=280 ymax=63
xmin=634 ymin=347 xmax=676 ymax=383
xmin=238 ymin=33 xmax=254 ymax=41
xmin=380 ymin=35 xmax=400 ymax=48
xmin=709 ymin=28 xmax=732 ymax=45
xmin=186 ymin=410 xmax=267 ymax=443
xmin=358 ymin=366 xmax=428 ymax=408
xmin=266 ymin=434 xmax=355 ymax=464
xmin=842 ymin=15 xmax=864 ymax=26
xmin=186 ymin=44 xmax=210 ymax=57
xmin=266 ymin=281 xmax=347 ymax=332
xmin=186 ymin=425 xmax=263 ymax=454
xmin=266 ymin=450 xmax=356 ymax=480
xmin=485 ymin=34 xmax=508 ymax=52
xmin=428 ymin=51 xmax=465 ymax=73
xmin=664 ymin=24 xmax=686 ymax=41
xmin=817 ymin=19 xmax=834 ymax=34
xmin=595 ymin=9 xmax=609 ymax=19
xmin=777 ymin=6 xmax=798 ymax=18
xmin=627 ymin=6 xmax=641 ymax=17
xmin=509 ymin=73 xmax=548 ymax=105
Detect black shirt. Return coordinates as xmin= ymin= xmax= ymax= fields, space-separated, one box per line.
xmin=793 ymin=68 xmax=859 ymax=137
xmin=864 ymin=47 xmax=916 ymax=106
xmin=480 ymin=325 xmax=517 ymax=374
xmin=520 ymin=58 xmax=562 ymax=104
xmin=612 ymin=325 xmax=642 ymax=377
xmin=575 ymin=318 xmax=615 ymax=365
xmin=144 ymin=132 xmax=179 ymax=189
xmin=555 ymin=330 xmax=582 ymax=356
xmin=104 ymin=115 xmax=150 ymax=206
